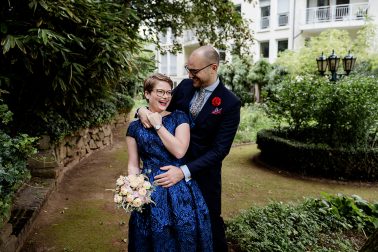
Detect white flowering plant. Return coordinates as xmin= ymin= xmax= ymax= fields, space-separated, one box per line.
xmin=113 ymin=174 xmax=154 ymax=213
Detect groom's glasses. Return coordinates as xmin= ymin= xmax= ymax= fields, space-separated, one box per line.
xmin=154 ymin=89 xmax=172 ymax=97
xmin=185 ymin=63 xmax=215 ymax=76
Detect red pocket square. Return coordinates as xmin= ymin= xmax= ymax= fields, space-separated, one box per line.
xmin=211 ymin=108 xmax=222 ymax=115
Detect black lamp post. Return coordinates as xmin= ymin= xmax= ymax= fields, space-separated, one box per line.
xmin=316 ymin=50 xmax=356 ymax=81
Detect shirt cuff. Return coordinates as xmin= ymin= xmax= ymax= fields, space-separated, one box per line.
xmin=180 ymin=165 xmax=192 ymax=182
xmin=135 ymin=106 xmax=149 ymax=119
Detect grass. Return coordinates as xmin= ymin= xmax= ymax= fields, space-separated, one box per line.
xmin=40 ymin=200 xmax=129 ymax=252
xmin=222 ymin=144 xmax=378 ymax=219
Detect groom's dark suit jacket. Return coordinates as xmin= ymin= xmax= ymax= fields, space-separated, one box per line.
xmin=168 ymin=78 xmax=241 ymax=217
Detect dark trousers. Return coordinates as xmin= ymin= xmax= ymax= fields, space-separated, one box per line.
xmin=210 ymin=214 xmax=227 ymax=252
xmin=195 ymin=172 xmax=226 ymax=251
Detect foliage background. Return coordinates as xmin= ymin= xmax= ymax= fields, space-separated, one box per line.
xmin=0 ymin=0 xmax=255 ymax=228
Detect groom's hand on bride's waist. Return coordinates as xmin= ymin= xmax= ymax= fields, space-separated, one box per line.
xmin=154 ymin=165 xmax=184 ymax=188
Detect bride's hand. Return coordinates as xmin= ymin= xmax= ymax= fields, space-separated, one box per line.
xmin=147 ymin=112 xmax=162 ymax=128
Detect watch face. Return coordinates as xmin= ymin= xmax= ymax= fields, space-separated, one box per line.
xmin=155 ymin=124 xmax=161 ymax=130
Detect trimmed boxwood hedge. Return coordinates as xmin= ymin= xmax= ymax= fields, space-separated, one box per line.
xmin=256 ymin=129 xmax=378 ymax=181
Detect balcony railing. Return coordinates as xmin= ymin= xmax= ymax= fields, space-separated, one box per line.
xmin=278 ymin=12 xmax=289 ymax=26
xmin=305 ymin=3 xmax=368 ymax=24
xmin=261 ymin=16 xmax=270 ymax=29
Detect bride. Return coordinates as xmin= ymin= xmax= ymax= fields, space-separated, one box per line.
xmin=126 ymin=73 xmax=213 ymax=252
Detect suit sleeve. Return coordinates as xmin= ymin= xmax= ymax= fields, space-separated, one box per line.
xmin=186 ymin=98 xmax=241 ymax=176
xmin=167 ymin=81 xmax=182 ymax=112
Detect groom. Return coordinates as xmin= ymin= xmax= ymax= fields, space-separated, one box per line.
xmin=139 ymin=45 xmax=241 ymax=251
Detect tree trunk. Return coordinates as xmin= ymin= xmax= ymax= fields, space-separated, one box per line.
xmin=359 ymin=229 xmax=378 ymax=252
xmin=254 ymin=84 xmax=261 ymax=103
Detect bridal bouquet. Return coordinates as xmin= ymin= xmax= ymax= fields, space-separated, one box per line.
xmin=113 ymin=174 xmax=154 ymax=213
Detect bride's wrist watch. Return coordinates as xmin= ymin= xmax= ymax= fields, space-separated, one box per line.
xmin=154 ymin=124 xmax=162 ymax=131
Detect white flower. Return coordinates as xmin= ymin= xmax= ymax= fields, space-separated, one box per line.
xmin=138 ymin=188 xmax=147 ymax=196
xmin=120 ymin=186 xmax=128 ymax=195
xmin=143 ymin=181 xmax=151 ymax=190
xmin=295 ymin=75 xmax=303 ymax=82
xmin=128 ymin=175 xmax=140 ymax=188
xmin=132 ymin=198 xmax=142 ymax=208
xmin=136 ymin=175 xmax=145 ymax=185
xmin=114 ymin=194 xmax=123 ymax=204
xmin=116 ymin=176 xmax=125 ymax=186
xmin=126 ymin=194 xmax=134 ymax=203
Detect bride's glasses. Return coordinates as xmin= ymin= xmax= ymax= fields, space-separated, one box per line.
xmin=154 ymin=89 xmax=172 ymax=97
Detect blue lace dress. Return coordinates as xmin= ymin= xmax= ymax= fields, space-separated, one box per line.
xmin=126 ymin=110 xmax=213 ymax=252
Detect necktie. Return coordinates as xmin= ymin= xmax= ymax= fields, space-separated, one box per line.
xmin=190 ymin=88 xmax=206 ymax=118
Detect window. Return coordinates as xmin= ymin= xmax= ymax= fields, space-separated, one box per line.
xmin=159 ymin=32 xmax=167 ymax=44
xmin=277 ymin=40 xmax=288 ymax=54
xmin=260 ymin=0 xmax=270 ymax=29
xmin=318 ymin=0 xmax=329 ymax=6
xmin=169 ymin=53 xmax=177 ymax=76
xmin=160 ymin=53 xmax=168 ymax=74
xmin=277 ymin=0 xmax=289 ymax=26
xmin=260 ymin=41 xmax=269 ymax=58
xmin=260 ymin=6 xmax=270 ymax=29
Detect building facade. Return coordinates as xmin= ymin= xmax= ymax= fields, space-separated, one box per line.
xmin=155 ymin=0 xmax=377 ymax=84
xmin=247 ymin=0 xmax=376 ymax=63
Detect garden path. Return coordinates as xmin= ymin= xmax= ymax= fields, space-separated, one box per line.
xmin=20 ymin=127 xmax=130 ymax=252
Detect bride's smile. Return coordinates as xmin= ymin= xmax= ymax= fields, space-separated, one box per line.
xmin=145 ymin=80 xmax=172 ymax=113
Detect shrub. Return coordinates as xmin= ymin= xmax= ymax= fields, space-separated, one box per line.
xmin=234 ymin=104 xmax=274 ymax=144
xmin=319 ymin=193 xmax=378 ymax=234
xmin=0 ymin=99 xmax=36 ymax=227
xmin=219 ymin=56 xmax=254 ymax=105
xmin=114 ymin=92 xmax=135 ymax=114
xmin=226 ymin=194 xmax=377 ymax=252
xmin=0 ymin=0 xmax=151 ymax=142
xmin=265 ymin=75 xmax=378 ymax=149
xmin=265 ymin=74 xmax=324 ymax=131
xmin=256 ymin=129 xmax=378 ymax=181
xmin=315 ymin=75 xmax=378 ymax=148
xmin=226 ymin=197 xmax=363 ymax=252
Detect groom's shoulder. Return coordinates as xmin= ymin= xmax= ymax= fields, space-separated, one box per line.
xmin=176 ymin=78 xmax=193 ymax=88
xmin=218 ymin=83 xmax=241 ymax=105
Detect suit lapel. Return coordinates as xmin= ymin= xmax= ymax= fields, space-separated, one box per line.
xmin=176 ymin=80 xmax=196 ymax=113
xmin=194 ymin=82 xmax=224 ymax=123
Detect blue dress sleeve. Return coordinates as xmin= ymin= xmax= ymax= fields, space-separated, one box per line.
xmin=126 ymin=120 xmax=138 ymax=138
xmin=174 ymin=110 xmax=189 ymax=126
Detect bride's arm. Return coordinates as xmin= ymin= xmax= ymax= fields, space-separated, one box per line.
xmin=156 ymin=123 xmax=190 ymax=159
xmin=147 ymin=112 xmax=189 ymax=159
xmin=126 ymin=136 xmax=140 ymax=175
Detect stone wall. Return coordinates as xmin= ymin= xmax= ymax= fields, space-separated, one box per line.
xmin=28 ymin=113 xmax=129 ymax=180
xmin=28 ymin=124 xmax=113 ymax=180
xmin=0 ymin=112 xmax=130 ymax=252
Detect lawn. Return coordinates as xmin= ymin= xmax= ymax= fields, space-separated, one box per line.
xmin=222 ymin=144 xmax=378 ymax=220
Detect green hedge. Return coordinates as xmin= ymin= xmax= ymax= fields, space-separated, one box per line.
xmin=226 ymin=194 xmax=378 ymax=252
xmin=0 ymin=100 xmax=37 ymax=228
xmin=256 ymin=129 xmax=378 ymax=181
